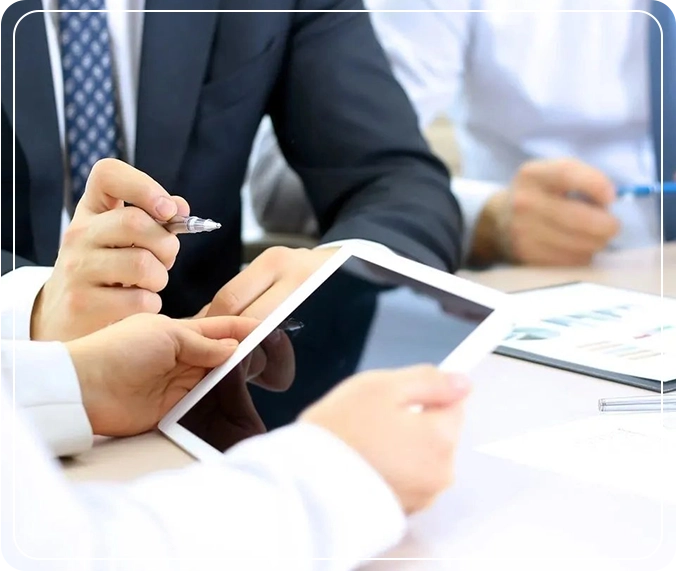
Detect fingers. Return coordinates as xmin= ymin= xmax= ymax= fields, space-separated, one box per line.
xmin=181 ymin=317 xmax=295 ymax=390
xmin=208 ymin=258 xmax=279 ymax=317
xmin=208 ymin=247 xmax=305 ymax=317
xmin=404 ymin=366 xmax=471 ymax=409
xmin=518 ymin=158 xmax=616 ymax=206
xmin=185 ymin=316 xmax=261 ymax=342
xmin=395 ymin=366 xmax=472 ymax=408
xmin=76 ymin=159 xmax=179 ymax=221
xmin=507 ymin=161 xmax=621 ymax=265
xmin=238 ymin=282 xmax=294 ymax=320
xmin=208 ymin=247 xmax=333 ymax=319
xmin=512 ymin=192 xmax=619 ymax=242
xmin=509 ymin=207 xmax=617 ymax=265
xmin=65 ymin=287 xmax=163 ymax=329
xmin=75 ymin=248 xmax=169 ymax=292
xmin=174 ymin=328 xmax=239 ymax=368
xmin=557 ymin=201 xmax=620 ymax=240
xmin=86 ymin=207 xmax=181 ymax=268
xmin=300 ymin=363 xmax=467 ymax=517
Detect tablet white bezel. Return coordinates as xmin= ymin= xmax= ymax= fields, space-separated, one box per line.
xmin=159 ymin=243 xmax=512 ymax=462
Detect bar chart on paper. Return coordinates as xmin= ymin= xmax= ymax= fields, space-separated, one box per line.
xmin=499 ymin=283 xmax=676 ymax=391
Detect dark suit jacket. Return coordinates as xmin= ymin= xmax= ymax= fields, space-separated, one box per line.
xmin=1 ymin=0 xmax=463 ymax=319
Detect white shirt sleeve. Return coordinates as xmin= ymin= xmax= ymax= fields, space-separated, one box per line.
xmin=0 ymin=265 xmax=53 ymax=340
xmin=1 ymin=267 xmax=93 ymax=457
xmin=367 ymin=0 xmax=471 ymax=128
xmin=2 ymin=340 xmax=94 ymax=457
xmin=367 ymin=1 xmax=504 ymax=258
xmin=2 ymin=381 xmax=406 ymax=570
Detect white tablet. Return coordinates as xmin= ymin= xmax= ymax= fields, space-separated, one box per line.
xmin=159 ymin=244 xmax=512 ymax=461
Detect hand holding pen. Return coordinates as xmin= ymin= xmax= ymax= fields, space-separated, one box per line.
xmin=32 ymin=159 xmax=221 ymax=342
xmin=495 ymin=158 xmax=620 ymax=265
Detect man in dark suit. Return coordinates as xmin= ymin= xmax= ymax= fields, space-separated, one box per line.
xmin=2 ymin=0 xmax=463 ymax=420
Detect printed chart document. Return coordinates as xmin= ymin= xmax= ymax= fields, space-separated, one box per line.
xmin=477 ymin=414 xmax=676 ymax=504
xmin=497 ymin=283 xmax=675 ymax=391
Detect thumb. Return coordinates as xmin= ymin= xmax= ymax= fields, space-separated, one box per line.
xmin=395 ymin=366 xmax=472 ymax=408
xmin=181 ymin=316 xmax=261 ymax=342
xmin=174 ymin=328 xmax=239 ymax=368
xmin=171 ymin=195 xmax=191 ymax=217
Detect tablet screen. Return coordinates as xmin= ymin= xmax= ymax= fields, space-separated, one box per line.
xmin=177 ymin=256 xmax=493 ymax=453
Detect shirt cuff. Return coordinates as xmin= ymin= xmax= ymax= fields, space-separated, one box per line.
xmin=226 ymin=422 xmax=407 ymax=568
xmin=451 ymin=177 xmax=504 ymax=261
xmin=7 ymin=340 xmax=93 ymax=457
xmin=0 ymin=266 xmax=53 ymax=340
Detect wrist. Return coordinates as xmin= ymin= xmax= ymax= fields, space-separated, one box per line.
xmin=65 ymin=339 xmax=107 ymax=435
xmin=468 ymin=190 xmax=510 ymax=266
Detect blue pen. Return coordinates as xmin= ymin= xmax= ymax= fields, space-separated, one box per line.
xmin=616 ymin=183 xmax=676 ymax=196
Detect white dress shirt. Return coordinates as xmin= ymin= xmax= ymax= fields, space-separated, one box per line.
xmin=0 ymin=376 xmax=406 ymax=570
xmin=249 ymin=0 xmax=664 ymax=252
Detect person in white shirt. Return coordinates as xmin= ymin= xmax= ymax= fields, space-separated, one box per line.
xmin=247 ymin=0 xmax=675 ymax=267
xmin=2 ymin=311 xmax=470 ymax=569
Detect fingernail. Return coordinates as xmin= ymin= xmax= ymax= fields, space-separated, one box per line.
xmin=155 ymin=197 xmax=176 ymax=220
xmin=222 ymin=339 xmax=239 ymax=349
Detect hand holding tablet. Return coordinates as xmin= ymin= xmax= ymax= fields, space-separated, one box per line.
xmin=300 ymin=365 xmax=471 ymax=514
xmin=65 ymin=313 xmax=258 ymax=438
xmin=160 ymin=243 xmax=512 ymax=460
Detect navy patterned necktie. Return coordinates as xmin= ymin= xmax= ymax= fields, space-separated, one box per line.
xmin=649 ymin=1 xmax=676 ymax=241
xmin=59 ymin=0 xmax=123 ymax=211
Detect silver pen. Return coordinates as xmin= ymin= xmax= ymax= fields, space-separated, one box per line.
xmin=598 ymin=396 xmax=676 ymax=413
xmin=161 ymin=215 xmax=222 ymax=234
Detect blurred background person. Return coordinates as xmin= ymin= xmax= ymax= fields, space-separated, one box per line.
xmin=247 ymin=0 xmax=675 ymax=267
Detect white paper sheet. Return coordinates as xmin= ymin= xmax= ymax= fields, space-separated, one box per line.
xmin=477 ymin=414 xmax=676 ymax=504
xmin=501 ymin=283 xmax=676 ymax=381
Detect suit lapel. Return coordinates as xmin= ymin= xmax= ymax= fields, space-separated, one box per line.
xmin=135 ymin=0 xmax=220 ymax=191
xmin=3 ymin=0 xmax=63 ymax=264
